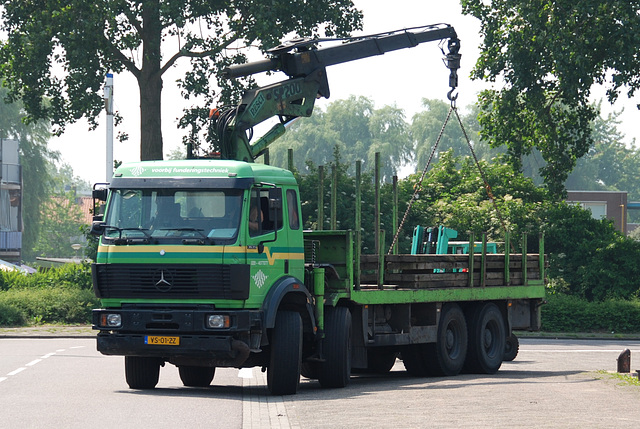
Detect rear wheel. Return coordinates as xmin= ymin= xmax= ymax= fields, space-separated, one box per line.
xmin=267 ymin=311 xmax=302 ymax=395
xmin=178 ymin=366 xmax=215 ymax=387
xmin=125 ymin=356 xmax=161 ymax=389
xmin=424 ymin=303 xmax=467 ymax=376
xmin=503 ymin=334 xmax=519 ymax=361
xmin=318 ymin=306 xmax=352 ymax=388
xmin=464 ymin=303 xmax=506 ymax=374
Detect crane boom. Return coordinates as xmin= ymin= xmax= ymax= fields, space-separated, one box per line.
xmin=204 ymin=24 xmax=461 ymax=162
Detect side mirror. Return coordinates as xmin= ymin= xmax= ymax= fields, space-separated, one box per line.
xmin=90 ymin=221 xmax=106 ymax=236
xmin=93 ymin=188 xmax=108 ymax=201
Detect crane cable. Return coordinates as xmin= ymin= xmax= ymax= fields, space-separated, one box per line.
xmin=387 ymin=104 xmax=453 ymax=254
xmin=388 ymin=100 xmax=511 ymax=255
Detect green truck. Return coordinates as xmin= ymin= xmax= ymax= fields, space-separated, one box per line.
xmin=90 ymin=24 xmax=545 ymax=395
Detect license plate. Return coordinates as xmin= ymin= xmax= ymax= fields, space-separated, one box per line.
xmin=145 ymin=335 xmax=180 ymax=346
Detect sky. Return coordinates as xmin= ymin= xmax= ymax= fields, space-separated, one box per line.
xmin=48 ymin=0 xmax=640 ymax=185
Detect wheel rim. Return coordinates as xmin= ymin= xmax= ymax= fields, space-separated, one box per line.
xmin=483 ymin=320 xmax=499 ymax=357
xmin=445 ymin=321 xmax=462 ymax=359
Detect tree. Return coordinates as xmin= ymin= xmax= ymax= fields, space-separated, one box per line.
xmin=0 ymin=82 xmax=55 ymax=261
xmin=410 ymin=99 xmax=496 ymax=170
xmin=0 ymin=0 xmax=362 ymax=161
xmin=268 ymin=96 xmax=412 ymax=181
xmin=566 ymin=109 xmax=640 ymax=198
xmin=461 ymin=0 xmax=640 ymax=198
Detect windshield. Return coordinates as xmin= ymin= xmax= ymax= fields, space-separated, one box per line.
xmin=103 ymin=188 xmax=243 ymax=244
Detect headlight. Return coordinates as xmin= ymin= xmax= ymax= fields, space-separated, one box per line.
xmin=100 ymin=313 xmax=122 ymax=328
xmin=207 ymin=314 xmax=230 ymax=329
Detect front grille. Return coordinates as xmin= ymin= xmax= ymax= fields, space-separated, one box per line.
xmin=92 ymin=263 xmax=250 ymax=300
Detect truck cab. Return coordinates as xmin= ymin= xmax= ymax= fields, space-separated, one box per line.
xmin=91 ymin=159 xmax=315 ymax=392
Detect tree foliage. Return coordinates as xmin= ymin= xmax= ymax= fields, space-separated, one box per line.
xmin=461 ymin=0 xmax=640 ymax=198
xmin=0 ymin=0 xmax=362 ymax=161
xmin=0 ymin=83 xmax=54 ymax=260
xmin=566 ymin=109 xmax=640 ymax=197
xmin=269 ymin=96 xmax=413 ymax=181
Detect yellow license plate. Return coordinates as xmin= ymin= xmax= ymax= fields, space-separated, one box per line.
xmin=145 ymin=335 xmax=180 ymax=346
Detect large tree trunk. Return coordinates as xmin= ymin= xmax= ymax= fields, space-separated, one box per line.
xmin=139 ymin=0 xmax=163 ymax=161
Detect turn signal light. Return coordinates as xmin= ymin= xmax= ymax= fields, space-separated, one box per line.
xmin=207 ymin=314 xmax=230 ymax=329
xmin=100 ymin=313 xmax=122 ymax=328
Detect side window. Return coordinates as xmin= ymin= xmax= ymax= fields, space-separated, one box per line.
xmin=287 ymin=189 xmax=300 ymax=230
xmin=248 ymin=187 xmax=283 ymax=236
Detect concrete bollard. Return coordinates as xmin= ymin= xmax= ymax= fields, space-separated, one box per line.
xmin=617 ymin=349 xmax=630 ymax=373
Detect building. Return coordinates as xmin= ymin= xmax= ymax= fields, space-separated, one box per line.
xmin=0 ymin=138 xmax=22 ymax=262
xmin=566 ymin=190 xmax=630 ymax=234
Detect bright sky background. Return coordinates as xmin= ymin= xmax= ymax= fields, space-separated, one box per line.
xmin=48 ymin=0 xmax=640 ymax=185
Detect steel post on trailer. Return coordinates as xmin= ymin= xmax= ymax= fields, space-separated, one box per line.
xmin=355 ymin=161 xmax=362 ymax=290
xmin=313 ymin=267 xmax=325 ymax=339
xmin=318 ymin=166 xmax=324 ymax=231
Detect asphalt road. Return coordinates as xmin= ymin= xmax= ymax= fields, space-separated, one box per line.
xmin=1 ymin=337 xmax=639 ymax=428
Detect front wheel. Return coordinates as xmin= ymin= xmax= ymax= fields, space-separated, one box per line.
xmin=125 ymin=356 xmax=161 ymax=389
xmin=178 ymin=366 xmax=215 ymax=387
xmin=267 ymin=311 xmax=302 ymax=395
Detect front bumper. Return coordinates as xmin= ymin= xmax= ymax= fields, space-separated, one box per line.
xmin=93 ymin=307 xmax=263 ymax=365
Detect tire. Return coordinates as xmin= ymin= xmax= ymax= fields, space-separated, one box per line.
xmin=318 ymin=306 xmax=352 ymax=388
xmin=424 ymin=303 xmax=467 ymax=376
xmin=366 ymin=350 xmax=398 ymax=374
xmin=300 ymin=361 xmax=321 ymax=379
xmin=464 ymin=303 xmax=506 ymax=374
xmin=503 ymin=333 xmax=519 ymax=362
xmin=401 ymin=345 xmax=429 ymax=376
xmin=125 ymin=356 xmax=161 ymax=389
xmin=178 ymin=366 xmax=215 ymax=387
xmin=267 ymin=311 xmax=302 ymax=395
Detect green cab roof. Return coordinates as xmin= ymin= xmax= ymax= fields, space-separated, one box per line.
xmin=112 ymin=159 xmax=297 ymax=187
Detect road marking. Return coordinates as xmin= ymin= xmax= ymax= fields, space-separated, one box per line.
xmin=2 ymin=346 xmax=85 ymax=383
xmin=7 ymin=367 xmax=26 ymax=376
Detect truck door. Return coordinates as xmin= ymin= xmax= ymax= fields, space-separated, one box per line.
xmin=245 ymin=187 xmax=286 ymax=304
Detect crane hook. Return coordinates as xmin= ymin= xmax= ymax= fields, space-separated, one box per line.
xmin=447 ymin=88 xmax=458 ymax=106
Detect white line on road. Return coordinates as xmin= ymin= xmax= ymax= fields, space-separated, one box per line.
xmin=25 ymin=359 xmax=42 ymax=367
xmin=41 ymin=353 xmax=55 ymax=359
xmin=0 ymin=377 xmax=6 ymax=383
xmin=7 ymin=367 xmax=26 ymax=376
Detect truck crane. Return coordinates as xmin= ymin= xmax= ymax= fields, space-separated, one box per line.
xmin=90 ymin=23 xmax=545 ymax=396
xmin=202 ymin=24 xmax=460 ymax=161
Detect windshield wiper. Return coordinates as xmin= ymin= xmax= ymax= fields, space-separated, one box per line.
xmin=103 ymin=226 xmax=155 ymax=245
xmin=157 ymin=228 xmax=214 ymax=245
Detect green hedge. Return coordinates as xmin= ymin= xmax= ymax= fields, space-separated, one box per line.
xmin=0 ymin=263 xmax=98 ymax=326
xmin=0 ymin=287 xmax=99 ymax=325
xmin=542 ymin=294 xmax=640 ymax=333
